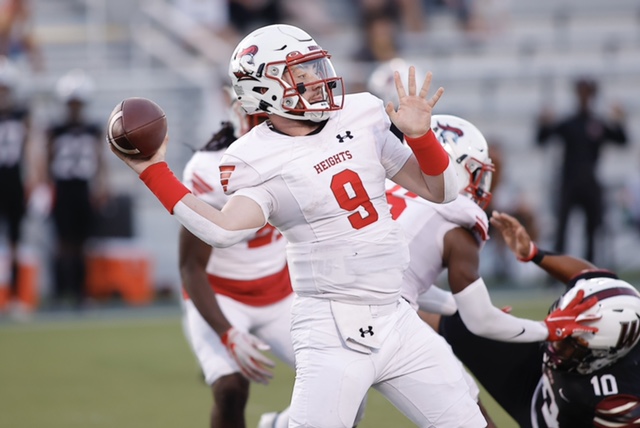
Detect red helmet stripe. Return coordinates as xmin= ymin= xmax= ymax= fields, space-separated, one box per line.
xmin=587 ymin=287 xmax=640 ymax=303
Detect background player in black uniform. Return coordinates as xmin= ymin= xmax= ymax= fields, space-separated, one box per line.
xmin=46 ymin=69 xmax=107 ymax=308
xmin=425 ymin=212 xmax=640 ymax=427
xmin=0 ymin=55 xmax=35 ymax=314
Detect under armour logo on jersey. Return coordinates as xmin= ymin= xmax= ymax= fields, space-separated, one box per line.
xmin=336 ymin=131 xmax=353 ymax=143
xmin=359 ymin=326 xmax=374 ymax=337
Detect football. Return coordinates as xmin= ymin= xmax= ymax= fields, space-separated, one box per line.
xmin=107 ymin=97 xmax=167 ymax=159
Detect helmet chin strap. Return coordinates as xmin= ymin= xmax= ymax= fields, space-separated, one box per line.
xmin=305 ymin=110 xmax=332 ymax=122
xmin=273 ymin=94 xmax=333 ymax=122
xmin=270 ymin=108 xmax=332 ymax=123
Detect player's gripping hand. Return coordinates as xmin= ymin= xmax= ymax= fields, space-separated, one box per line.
xmin=221 ymin=327 xmax=275 ymax=384
xmin=544 ymin=289 xmax=601 ymax=341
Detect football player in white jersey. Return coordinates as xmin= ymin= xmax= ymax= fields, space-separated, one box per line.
xmin=387 ymin=114 xmax=599 ymax=345
xmin=113 ymin=24 xmax=488 ymax=427
xmin=179 ymin=94 xmax=296 ymax=428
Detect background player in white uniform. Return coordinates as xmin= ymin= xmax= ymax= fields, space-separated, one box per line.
xmin=113 ymin=24 xmax=487 ymax=427
xmin=180 ymin=96 xmax=295 ymax=428
xmin=388 ymin=114 xmax=599 ymax=344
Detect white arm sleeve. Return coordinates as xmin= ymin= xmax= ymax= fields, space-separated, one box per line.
xmin=454 ymin=278 xmax=548 ymax=342
xmin=173 ymin=201 xmax=260 ymax=248
xmin=416 ymin=286 xmax=458 ymax=315
xmin=442 ymin=160 xmax=459 ymax=203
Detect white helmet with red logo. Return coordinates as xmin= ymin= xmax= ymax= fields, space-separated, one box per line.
xmin=544 ymin=274 xmax=640 ymax=374
xmin=431 ymin=115 xmax=494 ymax=209
xmin=228 ymin=24 xmax=344 ymax=122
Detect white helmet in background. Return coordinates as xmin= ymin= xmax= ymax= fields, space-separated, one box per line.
xmin=0 ymin=55 xmax=19 ymax=89
xmin=223 ymin=86 xmax=267 ymax=139
xmin=228 ymin=24 xmax=344 ymax=122
xmin=544 ymin=275 xmax=640 ymax=374
xmin=367 ymin=58 xmax=419 ymax=106
xmin=56 ymin=68 xmax=95 ymax=103
xmin=431 ymin=114 xmax=494 ymax=209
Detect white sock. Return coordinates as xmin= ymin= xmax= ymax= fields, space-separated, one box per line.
xmin=273 ymin=407 xmax=290 ymax=428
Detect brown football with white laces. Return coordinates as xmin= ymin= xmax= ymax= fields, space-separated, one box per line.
xmin=107 ymin=97 xmax=167 ymax=159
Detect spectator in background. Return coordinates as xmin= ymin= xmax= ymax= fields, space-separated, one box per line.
xmin=0 ymin=0 xmax=44 ymax=72
xmin=621 ymin=152 xmax=640 ymax=234
xmin=0 ymin=55 xmax=36 ymax=316
xmin=227 ymin=0 xmax=284 ymax=35
xmin=535 ymin=77 xmax=627 ymax=264
xmin=353 ymin=1 xmax=403 ymax=63
xmin=280 ymin=0 xmax=336 ymax=38
xmin=46 ymin=69 xmax=107 ymax=309
xmin=354 ymin=0 xmax=430 ymax=34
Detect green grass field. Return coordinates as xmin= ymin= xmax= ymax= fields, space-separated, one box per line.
xmin=0 ymin=294 xmax=552 ymax=428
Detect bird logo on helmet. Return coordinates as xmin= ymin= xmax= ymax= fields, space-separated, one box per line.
xmin=228 ymin=24 xmax=344 ymax=122
xmin=544 ymin=276 xmax=640 ymax=374
xmin=430 ymin=114 xmax=495 ymax=209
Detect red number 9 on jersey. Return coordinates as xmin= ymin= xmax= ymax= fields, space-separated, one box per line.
xmin=330 ymin=169 xmax=379 ymax=230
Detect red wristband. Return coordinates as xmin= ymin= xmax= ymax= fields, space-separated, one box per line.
xmin=220 ymin=329 xmax=230 ymax=346
xmin=517 ymin=242 xmax=539 ymax=262
xmin=139 ymin=162 xmax=190 ymax=214
xmin=405 ymin=130 xmax=450 ymax=176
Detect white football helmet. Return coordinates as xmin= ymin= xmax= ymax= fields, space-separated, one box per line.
xmin=431 ymin=115 xmax=494 ymax=209
xmin=544 ymin=274 xmax=640 ymax=374
xmin=0 ymin=55 xmax=18 ymax=89
xmin=228 ymin=24 xmax=344 ymax=122
xmin=223 ymin=86 xmax=267 ymax=139
xmin=56 ymin=68 xmax=94 ymax=103
xmin=367 ymin=58 xmax=421 ymax=106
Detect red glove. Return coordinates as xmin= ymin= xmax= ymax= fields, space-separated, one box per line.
xmin=544 ymin=289 xmax=600 ymax=341
xmin=221 ymin=327 xmax=275 ymax=384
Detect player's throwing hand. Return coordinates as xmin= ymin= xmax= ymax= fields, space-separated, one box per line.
xmin=385 ymin=68 xmax=444 ymax=138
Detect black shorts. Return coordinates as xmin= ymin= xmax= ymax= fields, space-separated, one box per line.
xmin=0 ymin=168 xmax=26 ymax=243
xmin=53 ymin=180 xmax=94 ymax=243
xmin=439 ymin=312 xmax=543 ymax=428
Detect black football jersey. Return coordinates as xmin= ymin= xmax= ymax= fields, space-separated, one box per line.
xmin=531 ymin=336 xmax=640 ymax=427
xmin=48 ymin=121 xmax=103 ymax=182
xmin=0 ymin=108 xmax=29 ymax=169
